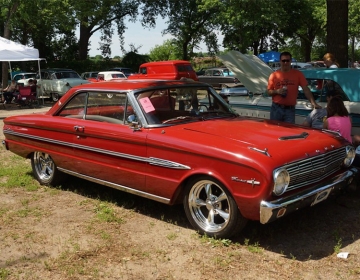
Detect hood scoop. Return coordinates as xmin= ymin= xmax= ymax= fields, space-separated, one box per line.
xmin=279 ymin=132 xmax=309 ymax=141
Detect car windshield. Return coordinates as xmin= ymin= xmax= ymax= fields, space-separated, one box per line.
xmin=53 ymin=71 xmax=81 ymax=79
xmin=134 ymin=86 xmax=237 ymax=125
xmin=14 ymin=73 xmax=36 ymax=82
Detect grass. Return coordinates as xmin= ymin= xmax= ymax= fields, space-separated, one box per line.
xmin=0 ymin=154 xmax=39 ymax=191
xmin=94 ymin=201 xmax=124 ymax=223
xmin=1 ymin=146 xmax=360 ymax=279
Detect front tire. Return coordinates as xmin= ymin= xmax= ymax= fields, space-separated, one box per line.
xmin=31 ymin=152 xmax=64 ymax=186
xmin=183 ymin=176 xmax=247 ymax=238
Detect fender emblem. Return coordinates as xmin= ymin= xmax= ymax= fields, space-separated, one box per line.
xmin=231 ymin=177 xmax=260 ymax=187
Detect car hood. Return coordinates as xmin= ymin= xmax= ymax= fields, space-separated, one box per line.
xmin=174 ymin=117 xmax=345 ymax=162
xmin=219 ymin=51 xmax=273 ymax=94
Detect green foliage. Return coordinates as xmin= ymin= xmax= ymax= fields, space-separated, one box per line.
xmin=148 ymin=39 xmax=181 ymax=61
xmin=0 ymin=0 xmax=357 ymax=68
xmin=163 ymin=0 xmax=222 ymax=60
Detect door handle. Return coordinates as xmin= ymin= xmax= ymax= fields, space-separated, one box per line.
xmin=74 ymin=125 xmax=84 ymax=132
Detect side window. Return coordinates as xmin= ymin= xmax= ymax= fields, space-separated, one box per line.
xmin=42 ymin=72 xmax=50 ymax=79
xmin=57 ymin=91 xmax=131 ymax=124
xmin=140 ymin=67 xmax=147 ymax=74
xmin=58 ymin=92 xmax=87 ymax=117
xmin=86 ymin=92 xmax=129 ymax=123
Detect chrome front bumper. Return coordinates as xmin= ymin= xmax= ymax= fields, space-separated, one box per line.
xmin=260 ymin=167 xmax=358 ymax=224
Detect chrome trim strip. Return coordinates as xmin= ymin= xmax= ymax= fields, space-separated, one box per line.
xmin=4 ymin=130 xmax=191 ymax=170
xmin=58 ymin=167 xmax=170 ymax=204
xmin=249 ymin=147 xmax=270 ymax=157
xmin=260 ymin=168 xmax=357 ymax=224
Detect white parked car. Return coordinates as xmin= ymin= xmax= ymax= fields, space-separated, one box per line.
xmin=13 ymin=72 xmax=37 ymax=86
xmin=95 ymin=71 xmax=127 ymax=81
xmin=37 ymin=69 xmax=90 ymax=102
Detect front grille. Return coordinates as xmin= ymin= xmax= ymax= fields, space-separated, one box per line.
xmin=284 ymin=147 xmax=346 ymax=192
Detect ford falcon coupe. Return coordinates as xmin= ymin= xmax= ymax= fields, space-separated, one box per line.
xmin=2 ymin=79 xmax=357 ymax=238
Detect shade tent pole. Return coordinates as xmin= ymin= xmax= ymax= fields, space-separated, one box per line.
xmin=8 ymin=61 xmax=13 ymax=79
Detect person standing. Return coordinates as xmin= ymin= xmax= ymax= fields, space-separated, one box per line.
xmin=267 ymin=51 xmax=320 ymax=123
xmin=323 ymin=97 xmax=352 ymax=143
xmin=323 ymin=53 xmax=339 ymax=68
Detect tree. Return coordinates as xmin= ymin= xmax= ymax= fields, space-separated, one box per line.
xmin=163 ymin=0 xmax=221 ymax=60
xmin=326 ymin=0 xmax=348 ymax=67
xmin=290 ymin=0 xmax=326 ymax=62
xmin=73 ymin=0 xmax=139 ymax=60
xmin=148 ymin=39 xmax=180 ymax=61
xmin=1 ymin=0 xmax=20 ymax=87
xmin=348 ymin=0 xmax=360 ymax=63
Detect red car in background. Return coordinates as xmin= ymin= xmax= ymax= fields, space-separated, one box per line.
xmin=2 ymin=79 xmax=357 ymax=238
xmin=129 ymin=60 xmax=199 ymax=81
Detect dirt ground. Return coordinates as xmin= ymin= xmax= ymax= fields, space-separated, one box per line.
xmin=1 ymin=107 xmax=360 ymax=280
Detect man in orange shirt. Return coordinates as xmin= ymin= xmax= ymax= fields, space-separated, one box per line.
xmin=267 ymin=51 xmax=321 ymax=123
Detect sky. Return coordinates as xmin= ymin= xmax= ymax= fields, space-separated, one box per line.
xmin=87 ymin=17 xmax=223 ymax=57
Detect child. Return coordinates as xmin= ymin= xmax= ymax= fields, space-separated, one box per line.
xmin=323 ymin=97 xmax=352 ymax=143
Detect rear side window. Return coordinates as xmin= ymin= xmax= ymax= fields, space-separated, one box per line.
xmin=177 ymin=65 xmax=194 ymax=72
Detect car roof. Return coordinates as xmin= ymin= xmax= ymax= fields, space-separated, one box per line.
xmin=67 ymin=79 xmax=207 ymax=91
xmin=98 ymin=71 xmax=124 ymax=75
xmin=140 ymin=60 xmax=193 ymax=66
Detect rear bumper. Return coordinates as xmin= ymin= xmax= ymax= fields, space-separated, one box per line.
xmin=260 ymin=168 xmax=358 ymax=224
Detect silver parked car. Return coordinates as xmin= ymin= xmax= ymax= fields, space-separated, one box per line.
xmin=37 ymin=68 xmax=90 ymax=101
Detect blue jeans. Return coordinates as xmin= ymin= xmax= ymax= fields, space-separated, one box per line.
xmin=270 ymin=103 xmax=295 ymax=124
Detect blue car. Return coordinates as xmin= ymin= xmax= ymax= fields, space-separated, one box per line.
xmin=220 ymin=51 xmax=360 ymax=135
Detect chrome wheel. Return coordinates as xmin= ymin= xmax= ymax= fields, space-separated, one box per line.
xmin=31 ymin=152 xmax=63 ymax=186
xmin=184 ymin=177 xmax=247 ymax=238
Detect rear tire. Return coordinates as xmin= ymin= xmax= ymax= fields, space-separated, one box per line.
xmin=51 ymin=93 xmax=60 ymax=102
xmin=183 ymin=176 xmax=247 ymax=238
xmin=31 ymin=151 xmax=65 ymax=186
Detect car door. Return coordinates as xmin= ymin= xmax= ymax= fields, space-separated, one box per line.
xmin=41 ymin=71 xmax=54 ymax=97
xmin=56 ymin=91 xmax=146 ymax=190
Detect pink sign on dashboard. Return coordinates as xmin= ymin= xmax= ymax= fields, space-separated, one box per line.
xmin=139 ymin=97 xmax=155 ymax=113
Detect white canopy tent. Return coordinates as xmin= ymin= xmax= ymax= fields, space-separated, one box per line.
xmin=0 ymin=36 xmax=45 ymax=80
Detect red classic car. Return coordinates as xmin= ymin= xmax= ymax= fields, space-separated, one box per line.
xmin=2 ymin=79 xmax=358 ymax=238
xmin=128 ymin=60 xmax=199 ymax=81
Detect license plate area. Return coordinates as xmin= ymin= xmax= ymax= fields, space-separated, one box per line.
xmin=311 ymin=189 xmax=331 ymax=206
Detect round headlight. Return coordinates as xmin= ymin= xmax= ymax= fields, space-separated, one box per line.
xmin=273 ymin=168 xmax=290 ymax=196
xmin=344 ymin=145 xmax=355 ymax=167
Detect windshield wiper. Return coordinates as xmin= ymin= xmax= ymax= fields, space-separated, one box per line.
xmin=201 ymin=111 xmax=236 ymax=120
xmin=162 ymin=116 xmax=200 ymax=124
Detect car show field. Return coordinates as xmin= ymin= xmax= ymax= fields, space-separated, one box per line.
xmin=1 ymin=114 xmax=360 ymax=279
